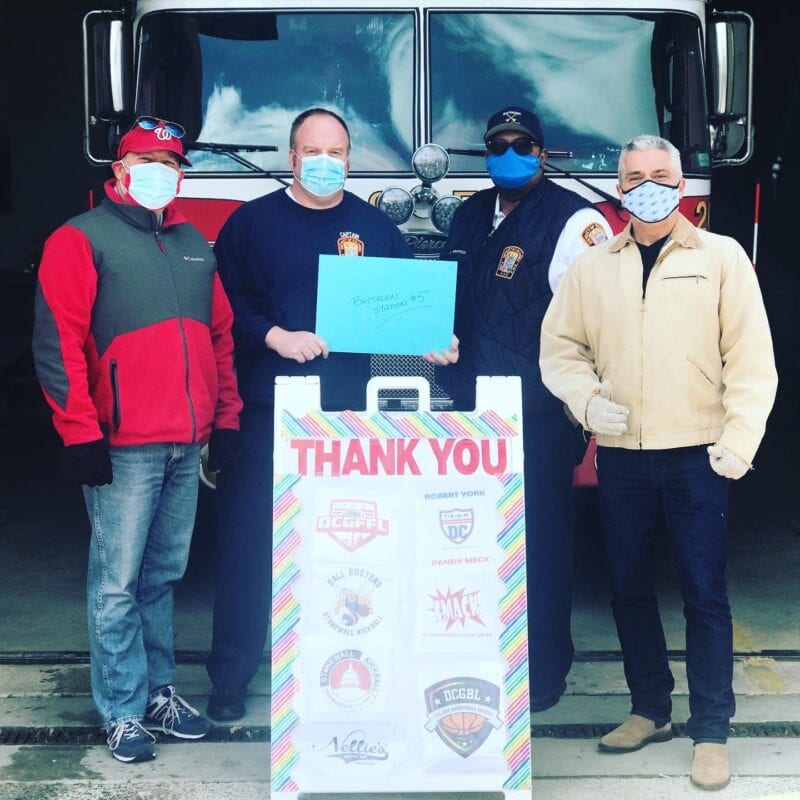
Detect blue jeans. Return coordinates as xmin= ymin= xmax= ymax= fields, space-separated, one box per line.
xmin=83 ymin=443 xmax=201 ymax=727
xmin=596 ymin=445 xmax=734 ymax=743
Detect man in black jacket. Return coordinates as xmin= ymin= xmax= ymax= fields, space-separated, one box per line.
xmin=439 ymin=106 xmax=612 ymax=711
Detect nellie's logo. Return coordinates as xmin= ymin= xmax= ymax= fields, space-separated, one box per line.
xmin=424 ymin=677 xmax=502 ymax=757
xmin=318 ymin=729 xmax=390 ymax=764
xmin=320 ymin=650 xmax=381 ymax=711
xmin=439 ymin=508 xmax=473 ymax=544
xmin=323 ymin=568 xmax=384 ymax=636
xmin=316 ymin=499 xmax=390 ymax=553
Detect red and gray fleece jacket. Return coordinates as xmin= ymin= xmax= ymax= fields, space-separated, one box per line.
xmin=33 ymin=181 xmax=242 ymax=447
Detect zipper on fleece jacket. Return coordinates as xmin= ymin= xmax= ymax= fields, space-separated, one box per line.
xmin=155 ymin=230 xmax=197 ymax=442
xmin=110 ymin=359 xmax=121 ymax=432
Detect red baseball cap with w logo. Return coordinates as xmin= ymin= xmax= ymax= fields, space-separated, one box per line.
xmin=117 ymin=117 xmax=192 ymax=166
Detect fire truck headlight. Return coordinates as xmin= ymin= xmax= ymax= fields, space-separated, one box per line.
xmin=411 ymin=143 xmax=450 ymax=183
xmin=377 ymin=187 xmax=415 ymax=225
xmin=431 ymin=195 xmax=462 ymax=235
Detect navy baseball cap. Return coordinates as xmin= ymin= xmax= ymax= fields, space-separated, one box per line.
xmin=484 ymin=106 xmax=545 ymax=147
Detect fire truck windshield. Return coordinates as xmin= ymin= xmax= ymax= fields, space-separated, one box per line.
xmin=136 ymin=9 xmax=710 ymax=177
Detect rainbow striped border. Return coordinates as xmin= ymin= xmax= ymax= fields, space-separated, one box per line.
xmin=270 ymin=410 xmax=530 ymax=793
xmin=497 ymin=472 xmax=532 ymax=790
xmin=281 ymin=408 xmax=518 ymax=439
xmin=270 ymin=473 xmax=302 ymax=793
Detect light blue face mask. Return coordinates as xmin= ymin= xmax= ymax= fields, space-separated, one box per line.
xmin=123 ymin=161 xmax=180 ymax=210
xmin=621 ymin=179 xmax=680 ymax=223
xmin=486 ymin=150 xmax=541 ymax=190
xmin=299 ymin=153 xmax=347 ymax=197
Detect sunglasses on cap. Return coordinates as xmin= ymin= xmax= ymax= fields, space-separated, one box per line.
xmin=485 ymin=138 xmax=539 ymax=156
xmin=133 ymin=116 xmax=186 ymax=139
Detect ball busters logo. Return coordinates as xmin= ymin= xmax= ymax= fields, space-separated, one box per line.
xmin=323 ymin=568 xmax=384 ymax=636
xmin=316 ymin=499 xmax=390 ymax=553
xmin=320 ymin=650 xmax=381 ymax=711
xmin=424 ymin=677 xmax=502 ymax=757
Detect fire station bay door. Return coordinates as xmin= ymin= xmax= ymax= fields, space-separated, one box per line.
xmin=270 ymin=375 xmax=532 ymax=800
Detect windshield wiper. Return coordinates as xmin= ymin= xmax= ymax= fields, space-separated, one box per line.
xmin=186 ymin=141 xmax=290 ymax=185
xmin=446 ymin=147 xmax=622 ymax=209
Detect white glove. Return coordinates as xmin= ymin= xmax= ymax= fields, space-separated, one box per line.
xmin=707 ymin=444 xmax=749 ymax=480
xmin=586 ymin=380 xmax=629 ymax=436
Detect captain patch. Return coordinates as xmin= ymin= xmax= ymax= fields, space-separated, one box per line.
xmin=496 ymin=246 xmax=524 ymax=279
xmin=581 ymin=222 xmax=608 ymax=247
xmin=338 ymin=233 xmax=364 ymax=256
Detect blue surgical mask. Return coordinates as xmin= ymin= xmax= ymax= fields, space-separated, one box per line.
xmin=486 ymin=150 xmax=541 ymax=190
xmin=299 ymin=153 xmax=347 ymax=197
xmin=122 ymin=161 xmax=180 ymax=210
xmin=621 ymin=179 xmax=680 ymax=223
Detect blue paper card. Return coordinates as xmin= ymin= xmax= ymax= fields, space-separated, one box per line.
xmin=315 ymin=254 xmax=457 ymax=355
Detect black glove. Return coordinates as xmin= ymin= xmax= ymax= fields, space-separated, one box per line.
xmin=207 ymin=428 xmax=244 ymax=473
xmin=61 ymin=439 xmax=113 ymax=486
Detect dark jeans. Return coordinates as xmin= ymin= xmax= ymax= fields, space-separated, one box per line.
xmin=207 ymin=403 xmax=274 ymax=693
xmin=525 ymin=409 xmax=585 ymax=701
xmin=596 ymin=445 xmax=734 ymax=743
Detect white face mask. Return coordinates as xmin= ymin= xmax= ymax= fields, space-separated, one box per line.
xmin=621 ymin=179 xmax=680 ymax=223
xmin=122 ymin=161 xmax=180 ymax=210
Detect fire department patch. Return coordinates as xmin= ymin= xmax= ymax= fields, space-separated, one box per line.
xmin=316 ymin=499 xmax=390 ymax=553
xmin=338 ymin=233 xmax=364 ymax=256
xmin=320 ymin=649 xmax=381 ymax=711
xmin=439 ymin=508 xmax=474 ymax=544
xmin=581 ymin=221 xmax=608 ymax=247
xmin=496 ymin=245 xmax=524 ymax=279
xmin=424 ymin=677 xmax=502 ymax=757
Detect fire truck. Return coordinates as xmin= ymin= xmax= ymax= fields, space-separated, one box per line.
xmin=84 ymin=0 xmax=753 ymax=249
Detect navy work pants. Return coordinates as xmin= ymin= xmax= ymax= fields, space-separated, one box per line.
xmin=596 ymin=444 xmax=734 ymax=743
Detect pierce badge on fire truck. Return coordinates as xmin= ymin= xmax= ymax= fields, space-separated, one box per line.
xmin=496 ymin=245 xmax=524 ymax=279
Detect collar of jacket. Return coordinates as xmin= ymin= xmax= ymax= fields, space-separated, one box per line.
xmin=608 ymin=211 xmax=702 ymax=253
xmin=101 ymin=178 xmax=187 ymax=232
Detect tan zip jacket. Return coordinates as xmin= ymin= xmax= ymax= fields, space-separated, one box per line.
xmin=539 ymin=214 xmax=777 ymax=464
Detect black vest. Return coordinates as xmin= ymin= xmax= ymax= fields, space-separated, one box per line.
xmin=440 ymin=179 xmax=592 ymax=414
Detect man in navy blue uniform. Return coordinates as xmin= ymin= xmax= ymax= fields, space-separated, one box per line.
xmin=206 ymin=107 xmax=457 ymax=720
xmin=439 ymin=106 xmax=612 ymax=711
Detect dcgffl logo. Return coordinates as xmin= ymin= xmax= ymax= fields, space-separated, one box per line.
xmin=316 ymin=499 xmax=390 ymax=553
xmin=318 ymin=729 xmax=389 ymax=765
xmin=323 ymin=568 xmax=384 ymax=636
xmin=439 ymin=508 xmax=473 ymax=544
xmin=320 ymin=649 xmax=381 ymax=711
xmin=424 ymin=677 xmax=503 ymax=758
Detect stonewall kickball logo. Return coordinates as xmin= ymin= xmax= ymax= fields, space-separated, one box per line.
xmin=316 ymin=499 xmax=390 ymax=553
xmin=324 ymin=568 xmax=384 ymax=636
xmin=424 ymin=677 xmax=502 ymax=757
xmin=320 ymin=650 xmax=381 ymax=711
xmin=439 ymin=508 xmax=473 ymax=545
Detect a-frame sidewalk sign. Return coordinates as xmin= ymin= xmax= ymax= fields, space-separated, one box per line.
xmin=270 ymin=375 xmax=532 ymax=800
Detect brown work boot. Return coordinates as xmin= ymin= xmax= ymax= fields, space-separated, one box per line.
xmin=691 ymin=743 xmax=731 ymax=790
xmin=598 ymin=714 xmax=673 ymax=753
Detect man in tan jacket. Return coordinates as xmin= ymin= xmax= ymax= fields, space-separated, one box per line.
xmin=540 ymin=134 xmax=777 ymax=790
